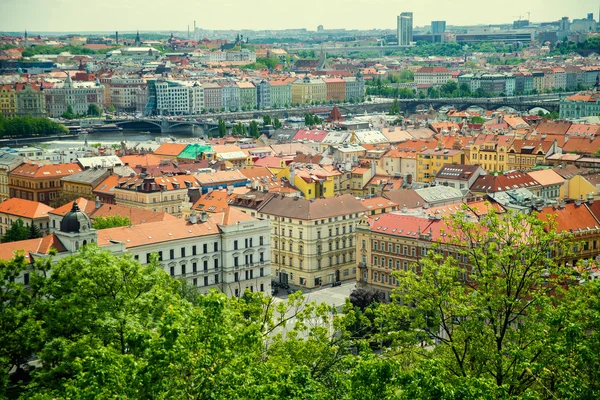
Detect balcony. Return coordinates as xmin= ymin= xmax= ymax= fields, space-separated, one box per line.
xmin=358 ymin=262 xmax=368 ymax=269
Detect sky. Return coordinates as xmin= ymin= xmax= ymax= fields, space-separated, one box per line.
xmin=0 ymin=0 xmax=598 ymax=32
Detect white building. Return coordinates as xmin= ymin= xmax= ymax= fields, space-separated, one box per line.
xmin=108 ymin=76 xmax=147 ymax=112
xmin=44 ymin=74 xmax=105 ymax=117
xmin=414 ymin=66 xmax=452 ymax=86
xmin=155 ymin=80 xmax=204 ymax=115
xmin=5 ymin=203 xmax=271 ymax=297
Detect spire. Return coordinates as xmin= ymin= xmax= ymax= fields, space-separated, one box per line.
xmin=135 ymin=30 xmax=141 ymax=47
xmin=64 ymin=72 xmax=73 ymax=88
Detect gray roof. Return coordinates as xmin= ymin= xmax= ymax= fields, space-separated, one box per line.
xmin=0 ymin=152 xmax=24 ymax=168
xmin=61 ymin=168 xmax=111 ymax=186
xmin=258 ymin=194 xmax=366 ymax=220
xmin=415 ymin=186 xmax=465 ymax=204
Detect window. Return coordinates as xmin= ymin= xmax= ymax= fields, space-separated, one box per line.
xmin=181 ymin=264 xmax=186 ymax=275
xmin=203 ymin=260 xmax=208 ymax=271
xmin=214 ymin=242 xmax=218 ymax=252
xmin=181 ymin=247 xmax=186 ymax=257
xmin=215 ymin=274 xmax=219 ymax=284
xmin=23 ymin=273 xmax=29 ymax=285
xmin=234 ymin=272 xmax=239 ymax=282
xmin=158 ymin=251 xmax=163 ymax=261
xmin=192 ymin=245 xmax=197 ymax=255
xmin=214 ymin=259 xmax=219 ymax=269
xmin=259 ymin=236 xmax=264 ymax=245
xmin=193 ymin=278 xmax=198 ymax=286
xmin=411 ymin=247 xmax=416 ymax=257
xmin=234 ymin=240 xmax=238 ymax=250
xmin=362 ymin=240 xmax=366 ymax=249
xmin=192 ymin=262 xmax=197 ymax=273
xmin=204 ymin=276 xmax=208 ymax=286
xmin=170 ymin=266 xmax=175 ymax=276
xmin=289 ymin=229 xmax=292 ymax=237
xmin=234 ymin=257 xmax=239 ymax=267
xmin=374 ymin=256 xmax=378 ymax=265
xmin=403 ymin=246 xmax=408 ymax=255
xmin=203 ymin=243 xmax=208 ymax=253
xmin=259 ymin=252 xmax=264 ymax=262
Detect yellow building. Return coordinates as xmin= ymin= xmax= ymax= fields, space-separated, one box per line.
xmin=416 ymin=149 xmax=465 ymax=183
xmin=61 ymin=169 xmax=111 ymax=199
xmin=113 ymin=175 xmax=191 ymax=217
xmin=506 ymin=140 xmax=555 ymax=172
xmin=277 ymin=164 xmax=335 ymax=199
xmin=468 ymin=134 xmax=515 ymax=172
xmin=565 ymin=175 xmax=597 ymax=200
xmin=0 ymin=85 xmax=17 ymax=117
xmin=232 ymin=193 xmax=367 ymax=289
xmin=291 ymin=76 xmax=327 ymax=105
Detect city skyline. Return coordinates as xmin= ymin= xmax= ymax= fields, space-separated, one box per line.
xmin=0 ymin=0 xmax=598 ymax=32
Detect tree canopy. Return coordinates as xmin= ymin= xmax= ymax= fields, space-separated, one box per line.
xmin=91 ymin=215 xmax=131 ymax=230
xmin=1 ymin=210 xmax=600 ymax=399
xmin=0 ymin=115 xmax=69 ymax=137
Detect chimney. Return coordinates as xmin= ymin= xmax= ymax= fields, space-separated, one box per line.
xmin=289 ymin=167 xmax=296 ymax=185
xmin=95 ymin=196 xmax=102 ymax=209
xmin=189 ymin=210 xmax=198 ymax=224
xmin=575 ymin=195 xmax=583 ymax=207
xmin=371 ymin=161 xmax=376 ymax=176
xmin=199 ymin=211 xmax=209 ymax=223
xmin=227 ymin=185 xmax=234 ymax=195
xmin=588 ymin=192 xmax=594 ymax=205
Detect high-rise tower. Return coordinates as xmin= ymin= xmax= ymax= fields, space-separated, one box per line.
xmin=397 ymin=12 xmax=413 ymax=46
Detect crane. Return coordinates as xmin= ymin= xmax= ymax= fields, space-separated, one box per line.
xmin=514 ymin=15 xmax=523 ymax=21
xmin=527 ymin=11 xmax=531 ymax=22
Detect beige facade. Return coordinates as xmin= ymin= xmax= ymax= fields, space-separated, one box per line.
xmin=233 ymin=193 xmax=366 ymax=289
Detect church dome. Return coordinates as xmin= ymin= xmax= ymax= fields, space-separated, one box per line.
xmin=60 ymin=201 xmax=92 ymax=233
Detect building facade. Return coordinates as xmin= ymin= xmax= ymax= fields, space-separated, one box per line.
xmin=233 ymin=193 xmax=366 ymax=289
xmin=397 ymin=12 xmax=414 ymax=46
xmin=44 ymin=75 xmax=105 ymax=117
xmin=8 ymin=162 xmax=83 ymax=205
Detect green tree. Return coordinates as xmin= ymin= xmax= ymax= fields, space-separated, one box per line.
xmin=28 ymin=222 xmax=42 ymax=239
xmin=388 ymin=209 xmax=586 ymax=398
xmin=470 ymin=116 xmax=485 ymax=124
xmin=263 ymin=115 xmax=272 ymax=126
xmin=108 ymin=105 xmax=116 ymax=113
xmin=87 ymin=104 xmax=102 ymax=117
xmin=61 ymin=105 xmax=75 ymax=120
xmin=272 ymin=117 xmax=282 ymax=130
xmin=1 ymin=219 xmax=31 ymax=243
xmin=217 ymin=119 xmax=227 ymax=137
xmin=0 ymin=251 xmax=52 ymax=396
xmin=249 ymin=120 xmax=260 ymax=138
xmin=388 ymin=99 xmax=401 ymax=115
xmin=92 ymin=215 xmax=131 ymax=230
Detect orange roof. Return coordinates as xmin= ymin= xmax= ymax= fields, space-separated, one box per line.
xmin=93 ymin=175 xmax=121 ymax=195
xmin=120 ymin=154 xmax=164 ymax=166
xmin=154 ymin=143 xmax=188 ymax=157
xmin=193 ymin=189 xmax=236 ymax=213
xmin=537 ymin=203 xmax=600 ymax=233
xmin=50 ymin=198 xmax=177 ymax=225
xmin=0 ymin=198 xmax=53 ymax=219
xmin=97 ymin=218 xmax=221 ymax=249
xmin=360 ymin=197 xmax=398 ymax=210
xmin=10 ymin=162 xmax=82 ymax=179
xmin=0 ymin=234 xmax=66 ymax=262
xmin=239 ymin=167 xmax=274 ymax=181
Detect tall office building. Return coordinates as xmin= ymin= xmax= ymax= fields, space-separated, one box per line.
xmin=431 ymin=20 xmax=446 ymax=34
xmin=559 ymin=17 xmax=570 ymax=32
xmin=397 ymin=12 xmax=413 ymax=46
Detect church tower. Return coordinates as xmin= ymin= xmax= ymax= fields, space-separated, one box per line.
xmin=135 ymin=30 xmax=141 ymax=47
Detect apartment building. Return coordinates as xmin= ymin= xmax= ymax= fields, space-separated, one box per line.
xmin=44 ymin=75 xmax=104 ymax=117
xmin=416 ymin=149 xmax=465 ymax=183
xmin=232 ymin=193 xmax=366 ymax=289
xmin=414 ymin=66 xmax=452 ymax=86
xmin=322 ymin=77 xmax=346 ymax=102
xmin=269 ymin=79 xmax=293 ymax=108
xmin=155 ymin=80 xmax=204 ymax=115
xmin=237 ymin=81 xmax=257 ymax=109
xmin=8 ymin=162 xmax=83 ymax=205
xmin=291 ymin=76 xmax=326 ymax=105
xmin=0 ymin=152 xmax=24 ymax=202
xmin=113 ymin=175 xmax=193 ymax=216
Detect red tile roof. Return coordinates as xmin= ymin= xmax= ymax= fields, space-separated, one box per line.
xmin=471 ymin=172 xmax=541 ymax=193
xmin=0 ymin=198 xmax=53 ymax=219
xmin=10 ymin=163 xmax=82 ymax=179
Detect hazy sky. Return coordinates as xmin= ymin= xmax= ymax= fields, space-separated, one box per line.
xmin=0 ymin=0 xmax=598 ymax=32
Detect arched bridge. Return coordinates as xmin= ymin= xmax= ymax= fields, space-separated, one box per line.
xmin=112 ymin=118 xmax=232 ymax=134
xmin=392 ymin=94 xmax=565 ymax=113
